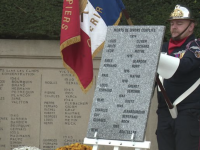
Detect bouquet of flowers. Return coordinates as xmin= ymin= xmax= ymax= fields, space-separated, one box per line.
xmin=55 ymin=143 xmax=92 ymax=150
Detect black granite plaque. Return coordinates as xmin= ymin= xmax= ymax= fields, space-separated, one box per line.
xmin=86 ymin=26 xmax=165 ymax=141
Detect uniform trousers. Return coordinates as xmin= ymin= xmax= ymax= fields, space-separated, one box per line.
xmin=156 ymin=108 xmax=200 ymax=150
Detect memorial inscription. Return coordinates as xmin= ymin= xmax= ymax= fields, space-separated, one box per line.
xmin=0 ymin=68 xmax=95 ymax=150
xmin=86 ymin=26 xmax=165 ymax=141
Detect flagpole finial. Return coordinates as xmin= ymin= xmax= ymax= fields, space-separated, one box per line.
xmin=79 ymin=0 xmax=88 ymax=14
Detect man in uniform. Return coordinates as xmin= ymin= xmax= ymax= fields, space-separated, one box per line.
xmin=156 ymin=4 xmax=200 ymax=150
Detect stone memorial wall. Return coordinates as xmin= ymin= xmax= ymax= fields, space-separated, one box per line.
xmin=0 ymin=40 xmax=100 ymax=150
xmin=0 ymin=39 xmax=159 ymax=150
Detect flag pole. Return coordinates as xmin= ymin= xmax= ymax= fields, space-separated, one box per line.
xmin=122 ymin=9 xmax=133 ymax=25
xmin=156 ymin=75 xmax=174 ymax=109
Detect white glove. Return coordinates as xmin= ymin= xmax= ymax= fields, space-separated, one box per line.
xmin=157 ymin=53 xmax=180 ymax=79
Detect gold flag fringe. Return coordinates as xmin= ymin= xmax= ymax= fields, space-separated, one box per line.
xmin=63 ymin=62 xmax=94 ymax=94
xmin=114 ymin=12 xmax=122 ymax=25
xmin=60 ymin=36 xmax=81 ymax=52
xmin=60 ymin=35 xmax=93 ymax=93
xmin=92 ymin=41 xmax=105 ymax=59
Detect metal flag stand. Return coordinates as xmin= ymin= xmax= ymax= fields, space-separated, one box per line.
xmin=84 ymin=132 xmax=151 ymax=150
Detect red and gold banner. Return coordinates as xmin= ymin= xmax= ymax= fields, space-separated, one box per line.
xmin=60 ymin=0 xmax=93 ymax=93
xmin=60 ymin=0 xmax=125 ymax=93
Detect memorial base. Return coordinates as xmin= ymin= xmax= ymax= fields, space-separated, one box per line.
xmin=84 ymin=138 xmax=151 ymax=150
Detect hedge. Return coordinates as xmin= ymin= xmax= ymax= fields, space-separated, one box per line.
xmin=0 ymin=0 xmax=199 ymax=41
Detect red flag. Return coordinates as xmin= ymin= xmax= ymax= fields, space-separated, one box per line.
xmin=60 ymin=0 xmax=93 ymax=93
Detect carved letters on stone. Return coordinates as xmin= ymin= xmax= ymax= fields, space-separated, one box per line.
xmin=86 ymin=26 xmax=165 ymax=142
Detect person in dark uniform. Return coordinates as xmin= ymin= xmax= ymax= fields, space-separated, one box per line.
xmin=156 ymin=4 xmax=200 ymax=150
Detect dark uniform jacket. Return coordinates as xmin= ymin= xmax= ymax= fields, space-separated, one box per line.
xmin=157 ymin=34 xmax=200 ymax=112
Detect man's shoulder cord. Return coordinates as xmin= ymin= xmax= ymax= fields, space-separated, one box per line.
xmin=186 ymin=39 xmax=200 ymax=58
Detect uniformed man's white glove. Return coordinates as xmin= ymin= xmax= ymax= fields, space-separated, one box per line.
xmin=157 ymin=53 xmax=180 ymax=79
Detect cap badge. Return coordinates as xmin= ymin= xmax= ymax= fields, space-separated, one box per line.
xmin=170 ymin=5 xmax=184 ymax=18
